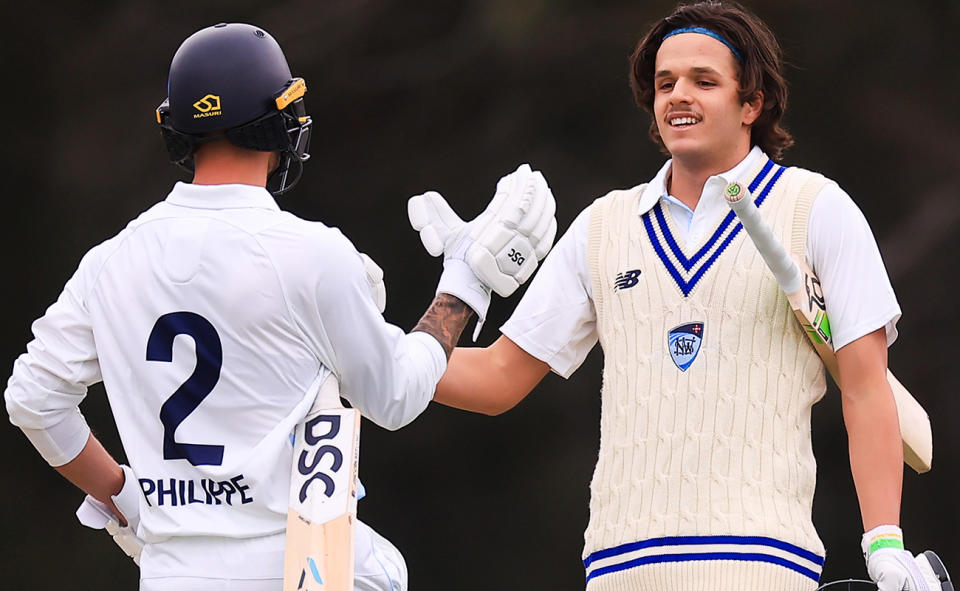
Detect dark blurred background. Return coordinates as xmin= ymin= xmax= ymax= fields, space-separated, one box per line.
xmin=2 ymin=1 xmax=958 ymax=589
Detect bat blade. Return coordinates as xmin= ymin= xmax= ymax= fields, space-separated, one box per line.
xmin=725 ymin=181 xmax=932 ymax=473
xmin=887 ymin=371 xmax=933 ymax=475
xmin=283 ymin=377 xmax=360 ymax=591
xmin=784 ymin=257 xmax=840 ymax=380
xmin=284 ymin=508 xmax=355 ymax=591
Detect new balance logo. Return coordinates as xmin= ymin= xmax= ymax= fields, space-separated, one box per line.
xmin=614 ymin=269 xmax=642 ymax=291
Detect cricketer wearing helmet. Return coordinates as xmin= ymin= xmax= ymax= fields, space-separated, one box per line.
xmin=420 ymin=3 xmax=949 ymax=591
xmin=4 ymin=22 xmax=557 ymax=591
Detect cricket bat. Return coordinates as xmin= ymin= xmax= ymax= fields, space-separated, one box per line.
xmin=724 ymin=181 xmax=932 ymax=474
xmin=283 ymin=374 xmax=360 ymax=590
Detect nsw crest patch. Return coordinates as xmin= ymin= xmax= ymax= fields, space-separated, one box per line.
xmin=668 ymin=322 xmax=704 ymax=371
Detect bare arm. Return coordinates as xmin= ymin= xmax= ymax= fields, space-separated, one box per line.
xmin=412 ymin=293 xmax=475 ymax=359
xmin=54 ymin=433 xmax=127 ymax=524
xmin=433 ymin=334 xmax=550 ymax=416
xmin=837 ymin=327 xmax=902 ymax=530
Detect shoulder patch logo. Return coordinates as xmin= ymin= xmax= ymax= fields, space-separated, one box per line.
xmin=614 ymin=269 xmax=642 ymax=291
xmin=667 ymin=322 xmax=704 ymax=371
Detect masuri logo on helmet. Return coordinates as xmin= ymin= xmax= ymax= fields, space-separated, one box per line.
xmin=192 ymin=94 xmax=222 ymax=118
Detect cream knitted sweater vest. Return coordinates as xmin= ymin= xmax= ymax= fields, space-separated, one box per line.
xmin=583 ymin=159 xmax=830 ymax=591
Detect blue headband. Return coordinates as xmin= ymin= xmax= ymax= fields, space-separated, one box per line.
xmin=662 ymin=26 xmax=744 ymax=62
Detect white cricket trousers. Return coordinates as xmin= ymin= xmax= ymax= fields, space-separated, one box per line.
xmin=139 ymin=520 xmax=406 ymax=591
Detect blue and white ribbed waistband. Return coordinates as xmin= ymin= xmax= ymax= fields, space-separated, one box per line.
xmin=583 ymin=535 xmax=825 ymax=583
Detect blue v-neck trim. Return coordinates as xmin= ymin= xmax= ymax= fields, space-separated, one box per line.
xmin=642 ymin=160 xmax=786 ymax=296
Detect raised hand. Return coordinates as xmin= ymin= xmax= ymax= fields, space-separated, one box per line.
xmin=408 ymin=164 xmax=557 ymax=338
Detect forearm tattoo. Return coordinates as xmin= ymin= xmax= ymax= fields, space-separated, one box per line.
xmin=413 ymin=293 xmax=475 ymax=359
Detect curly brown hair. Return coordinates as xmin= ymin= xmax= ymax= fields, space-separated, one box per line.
xmin=629 ymin=1 xmax=794 ymax=161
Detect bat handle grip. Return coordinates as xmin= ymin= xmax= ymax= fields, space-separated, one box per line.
xmin=725 ymin=182 xmax=804 ymax=295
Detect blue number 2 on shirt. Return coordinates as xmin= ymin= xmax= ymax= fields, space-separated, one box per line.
xmin=147 ymin=311 xmax=225 ymax=466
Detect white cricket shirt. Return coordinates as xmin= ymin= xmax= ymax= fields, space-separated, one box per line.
xmin=5 ymin=182 xmax=446 ymax=572
xmin=502 ymin=147 xmax=902 ymax=378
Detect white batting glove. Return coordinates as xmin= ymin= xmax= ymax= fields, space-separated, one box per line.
xmin=408 ymin=163 xmax=557 ymax=339
xmin=862 ymin=525 xmax=945 ymax=590
xmin=359 ymin=252 xmax=386 ymax=313
xmin=76 ymin=465 xmax=144 ymax=565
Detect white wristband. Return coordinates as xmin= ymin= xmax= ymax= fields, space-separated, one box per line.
xmin=436 ymin=259 xmax=491 ymax=340
xmin=862 ymin=524 xmax=905 ymax=558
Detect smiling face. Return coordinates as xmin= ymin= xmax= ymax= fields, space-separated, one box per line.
xmin=653 ymin=32 xmax=761 ymax=173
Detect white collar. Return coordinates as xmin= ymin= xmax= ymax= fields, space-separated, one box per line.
xmin=164 ymin=181 xmax=280 ymax=211
xmin=636 ymin=145 xmax=767 ymax=215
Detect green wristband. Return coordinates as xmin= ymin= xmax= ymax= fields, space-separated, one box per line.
xmin=870 ymin=537 xmax=905 ymax=554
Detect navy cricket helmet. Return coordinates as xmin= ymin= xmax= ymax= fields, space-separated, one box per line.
xmin=156 ymin=23 xmax=312 ymax=195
